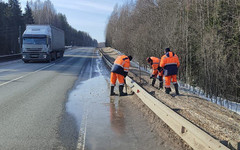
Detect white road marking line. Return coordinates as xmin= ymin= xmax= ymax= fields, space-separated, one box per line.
xmin=0 ymin=50 xmax=77 ymax=87
xmin=0 ymin=63 xmax=55 ymax=87
xmin=77 ymin=52 xmax=94 ymax=150
xmin=82 ymin=109 xmax=88 ymax=150
xmin=76 ymin=106 xmax=89 ymax=150
xmin=0 ymin=48 xmax=83 ymax=87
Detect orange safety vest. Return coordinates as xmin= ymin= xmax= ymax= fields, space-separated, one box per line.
xmin=160 ymin=51 xmax=180 ymax=76
xmin=150 ymin=57 xmax=160 ymax=74
xmin=111 ymin=55 xmax=130 ymax=76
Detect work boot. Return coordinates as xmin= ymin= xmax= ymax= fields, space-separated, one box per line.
xmin=158 ymin=81 xmax=163 ymax=89
xmin=174 ymin=83 xmax=180 ymax=95
xmin=110 ymin=86 xmax=117 ymax=96
xmin=151 ymin=78 xmax=156 ymax=87
xmin=165 ymin=87 xmax=171 ymax=94
xmin=119 ymin=85 xmax=127 ymax=96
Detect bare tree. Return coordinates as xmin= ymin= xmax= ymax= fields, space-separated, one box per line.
xmin=105 ymin=0 xmax=240 ymax=103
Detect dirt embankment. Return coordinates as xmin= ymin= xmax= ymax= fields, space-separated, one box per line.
xmin=101 ymin=47 xmax=240 ymax=150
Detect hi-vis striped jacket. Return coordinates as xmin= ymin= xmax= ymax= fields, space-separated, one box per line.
xmin=160 ymin=52 xmax=180 ymax=76
xmin=150 ymin=57 xmax=160 ymax=75
xmin=111 ymin=55 xmax=130 ymax=77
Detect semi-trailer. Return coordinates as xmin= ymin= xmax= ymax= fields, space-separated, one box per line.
xmin=22 ymin=25 xmax=65 ymax=63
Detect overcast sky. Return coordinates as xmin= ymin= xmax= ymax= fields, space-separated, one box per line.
xmin=3 ymin=0 xmax=127 ymax=42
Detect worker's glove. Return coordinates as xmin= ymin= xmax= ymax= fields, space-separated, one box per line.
xmin=150 ymin=74 xmax=154 ymax=79
xmin=157 ymin=66 xmax=163 ymax=72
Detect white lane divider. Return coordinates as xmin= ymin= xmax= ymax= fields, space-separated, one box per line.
xmin=0 ymin=48 xmax=85 ymax=87
xmin=0 ymin=49 xmax=78 ymax=88
xmin=76 ymin=53 xmax=94 ymax=150
xmin=0 ymin=48 xmax=85 ymax=86
xmin=77 ymin=106 xmax=89 ymax=150
xmin=0 ymin=63 xmax=55 ymax=87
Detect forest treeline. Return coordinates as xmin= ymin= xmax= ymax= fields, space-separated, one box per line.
xmin=105 ymin=0 xmax=240 ymax=103
xmin=0 ymin=0 xmax=98 ymax=55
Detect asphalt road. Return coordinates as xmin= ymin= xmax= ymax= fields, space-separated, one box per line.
xmin=0 ymin=48 xmax=94 ymax=149
xmin=0 ymin=47 xmax=174 ymax=150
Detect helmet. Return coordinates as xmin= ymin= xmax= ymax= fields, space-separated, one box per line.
xmin=146 ymin=57 xmax=152 ymax=63
xmin=128 ymin=55 xmax=132 ymax=61
xmin=165 ymin=48 xmax=170 ymax=52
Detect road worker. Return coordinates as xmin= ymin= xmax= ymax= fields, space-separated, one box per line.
xmin=160 ymin=48 xmax=180 ymax=95
xmin=110 ymin=55 xmax=132 ymax=96
xmin=146 ymin=57 xmax=163 ymax=89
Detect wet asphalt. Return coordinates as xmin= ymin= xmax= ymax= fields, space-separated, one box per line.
xmin=0 ymin=47 xmax=170 ymax=150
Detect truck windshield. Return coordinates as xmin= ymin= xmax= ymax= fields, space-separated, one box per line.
xmin=23 ymin=38 xmax=47 ymax=45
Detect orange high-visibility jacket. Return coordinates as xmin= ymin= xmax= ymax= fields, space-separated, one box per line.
xmin=111 ymin=55 xmax=130 ymax=77
xmin=150 ymin=57 xmax=160 ymax=75
xmin=160 ymin=51 xmax=180 ymax=76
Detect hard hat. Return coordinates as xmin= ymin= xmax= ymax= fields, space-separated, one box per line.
xmin=146 ymin=57 xmax=152 ymax=63
xmin=128 ymin=55 xmax=132 ymax=61
xmin=165 ymin=48 xmax=170 ymax=52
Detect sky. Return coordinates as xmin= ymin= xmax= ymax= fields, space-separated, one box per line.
xmin=3 ymin=0 xmax=127 ymax=42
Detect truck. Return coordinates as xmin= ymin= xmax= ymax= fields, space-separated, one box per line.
xmin=22 ymin=25 xmax=65 ymax=63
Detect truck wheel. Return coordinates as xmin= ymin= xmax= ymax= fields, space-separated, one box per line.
xmin=55 ymin=52 xmax=58 ymax=59
xmin=56 ymin=52 xmax=60 ymax=58
xmin=51 ymin=52 xmax=56 ymax=61
xmin=47 ymin=56 xmax=51 ymax=63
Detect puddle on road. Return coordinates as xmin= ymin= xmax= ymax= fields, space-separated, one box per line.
xmin=66 ymin=54 xmax=109 ymax=126
xmin=66 ymin=75 xmax=110 ymax=128
xmin=65 ymin=55 xmax=127 ymax=149
xmin=109 ymin=97 xmax=126 ymax=136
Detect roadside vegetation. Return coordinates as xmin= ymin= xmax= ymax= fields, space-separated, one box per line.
xmin=105 ymin=0 xmax=240 ymax=103
xmin=0 ymin=0 xmax=98 ymax=56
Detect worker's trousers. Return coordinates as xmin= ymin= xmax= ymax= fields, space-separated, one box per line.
xmin=110 ymin=72 xmax=124 ymax=86
xmin=165 ymin=75 xmax=177 ymax=88
xmin=152 ymin=70 xmax=163 ymax=80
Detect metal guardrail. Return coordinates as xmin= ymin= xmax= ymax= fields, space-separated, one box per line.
xmin=99 ymin=49 xmax=229 ymax=150
xmin=0 ymin=54 xmax=21 ymax=58
xmin=0 ymin=53 xmax=22 ymax=62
